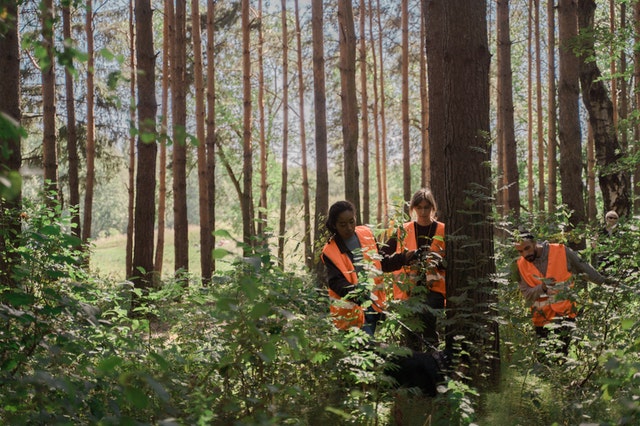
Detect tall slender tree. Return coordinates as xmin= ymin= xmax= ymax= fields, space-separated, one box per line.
xmin=41 ymin=0 xmax=59 ymax=201
xmin=338 ymin=0 xmax=360 ymax=222
xmin=547 ymin=0 xmax=558 ymax=213
xmin=193 ymin=0 xmax=212 ymax=281
xmin=206 ymin=0 xmax=217 ymax=272
xmin=294 ymin=0 xmax=312 ymax=268
xmin=62 ymin=1 xmax=81 ymax=241
xmin=241 ymin=0 xmax=255 ymax=255
xmin=277 ymin=0 xmax=290 ymax=268
xmin=401 ymin=0 xmax=411 ymax=209
xmin=359 ymin=1 xmax=371 ymax=225
xmin=419 ymin=7 xmax=430 ymax=189
xmin=82 ymin=0 xmax=96 ymax=242
xmin=126 ymin=0 xmax=136 ymax=278
xmin=0 ymin=0 xmax=22 ymax=287
xmin=558 ymin=0 xmax=586 ymax=238
xmin=535 ymin=0 xmax=545 ymax=211
xmin=131 ymin=0 xmax=158 ymax=291
xmin=312 ymin=0 xmax=329 ymax=268
xmin=257 ymin=0 xmax=267 ymax=242
xmin=172 ymin=0 xmax=189 ymax=272
xmin=634 ymin=0 xmax=640 ymax=214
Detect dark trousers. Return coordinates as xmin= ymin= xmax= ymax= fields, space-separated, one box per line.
xmin=535 ymin=316 xmax=576 ymax=358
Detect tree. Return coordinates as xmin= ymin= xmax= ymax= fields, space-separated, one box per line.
xmin=359 ymin=1 xmax=371 ymax=225
xmin=131 ymin=0 xmax=158 ymax=291
xmin=62 ymin=0 xmax=81 ymax=241
xmin=496 ymin=0 xmax=519 ymax=217
xmin=312 ymin=0 xmax=329 ymax=265
xmin=0 ymin=0 xmax=22 ymax=287
xmin=241 ymin=0 xmax=255 ymax=255
xmin=577 ymin=0 xmax=631 ymax=216
xmin=558 ymin=0 xmax=586 ymax=239
xmin=193 ymin=0 xmax=212 ymax=281
xmin=424 ymin=0 xmax=499 ymax=384
xmin=82 ymin=0 xmax=96 ymax=243
xmin=547 ymin=0 xmax=558 ymax=213
xmin=338 ymin=0 xmax=360 ymax=222
xmin=172 ymin=0 xmax=189 ymax=272
xmin=277 ymin=0 xmax=290 ymax=268
xmin=206 ymin=0 xmax=217 ymax=273
xmin=126 ymin=0 xmax=136 ymax=278
xmin=41 ymin=0 xmax=59 ymax=201
xmin=401 ymin=0 xmax=411 ymax=208
xmin=295 ymin=0 xmax=312 ymax=268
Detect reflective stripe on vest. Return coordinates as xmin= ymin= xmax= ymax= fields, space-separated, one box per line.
xmin=517 ymin=243 xmax=576 ymax=327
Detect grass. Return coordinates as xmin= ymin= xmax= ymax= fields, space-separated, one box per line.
xmin=89 ymin=226 xmax=240 ymax=281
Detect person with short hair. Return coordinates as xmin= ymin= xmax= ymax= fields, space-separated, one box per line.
xmin=512 ymin=231 xmax=612 ymax=356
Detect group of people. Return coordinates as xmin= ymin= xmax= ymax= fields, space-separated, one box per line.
xmin=320 ymin=189 xmax=617 ymax=359
xmin=320 ymin=188 xmax=446 ymax=350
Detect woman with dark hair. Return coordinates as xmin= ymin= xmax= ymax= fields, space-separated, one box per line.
xmin=381 ymin=188 xmax=446 ymax=348
xmin=321 ymin=200 xmax=416 ymax=336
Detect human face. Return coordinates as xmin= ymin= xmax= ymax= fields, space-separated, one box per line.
xmin=413 ymin=200 xmax=433 ymax=226
xmin=335 ymin=210 xmax=356 ymax=241
xmin=515 ymin=240 xmax=537 ymax=262
xmin=606 ymin=214 xmax=618 ymax=223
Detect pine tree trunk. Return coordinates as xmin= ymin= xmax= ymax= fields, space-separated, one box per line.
xmin=277 ymin=0 xmax=290 ymax=269
xmin=82 ymin=0 xmax=96 ymax=242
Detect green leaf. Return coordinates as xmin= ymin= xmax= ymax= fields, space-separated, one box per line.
xmin=124 ymin=385 xmax=149 ymax=409
xmin=97 ymin=356 xmax=123 ymax=374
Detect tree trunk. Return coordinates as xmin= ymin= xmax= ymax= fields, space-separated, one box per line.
xmin=338 ymin=0 xmax=360 ymax=222
xmin=558 ymin=0 xmax=586 ymax=239
xmin=527 ymin=4 xmax=534 ymax=212
xmin=295 ymin=0 xmax=312 ymax=268
xmin=173 ymin=0 xmax=189 ymax=272
xmin=0 ymin=0 xmax=22 ymax=287
xmin=258 ymin=0 xmax=267 ymax=244
xmin=578 ymin=0 xmax=631 ymax=216
xmin=206 ymin=0 xmax=217 ymax=273
xmin=369 ymin=0 xmax=383 ymax=223
xmin=359 ymin=2 xmax=371 ymax=225
xmin=312 ymin=0 xmax=329 ymax=270
xmin=241 ymin=0 xmax=255 ymax=255
xmin=193 ymin=0 xmax=212 ymax=282
xmin=155 ymin=0 xmax=172 ymax=280
xmin=277 ymin=0 xmax=290 ymax=268
xmin=41 ymin=0 xmax=59 ymax=202
xmin=634 ymin=1 xmax=640 ymax=214
xmin=126 ymin=0 xmax=136 ymax=278
xmin=424 ymin=0 xmax=499 ymax=386
xmin=62 ymin=2 xmax=81 ymax=243
xmin=497 ymin=0 xmax=519 ymax=217
xmin=82 ymin=0 xmax=96 ymax=242
xmin=401 ymin=0 xmax=411 ymax=208
xmin=376 ymin=0 xmax=388 ymax=222
xmin=547 ymin=0 xmax=558 ymax=213
xmin=131 ymin=0 xmax=158 ymax=291
xmin=535 ymin=0 xmax=545 ymax=211
xmin=420 ymin=8 xmax=430 ymax=189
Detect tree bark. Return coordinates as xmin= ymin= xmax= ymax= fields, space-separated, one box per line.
xmin=241 ymin=0 xmax=255 ymax=255
xmin=547 ymin=0 xmax=558 ymax=213
xmin=277 ymin=0 xmax=290 ymax=268
xmin=131 ymin=0 xmax=158 ymax=291
xmin=312 ymin=0 xmax=328 ymax=271
xmin=359 ymin=2 xmax=371 ymax=225
xmin=401 ymin=0 xmax=411 ymax=208
xmin=41 ymin=0 xmax=59 ymax=202
xmin=578 ymin=0 xmax=631 ymax=216
xmin=82 ymin=0 xmax=96 ymax=242
xmin=338 ymin=0 xmax=360 ymax=222
xmin=424 ymin=0 xmax=499 ymax=386
xmin=206 ymin=0 xmax=217 ymax=273
xmin=0 ymin=0 xmax=22 ymax=287
xmin=172 ymin=0 xmax=189 ymax=272
xmin=558 ymin=0 xmax=586 ymax=238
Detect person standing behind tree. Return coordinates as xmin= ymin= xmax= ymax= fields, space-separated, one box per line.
xmin=321 ymin=200 xmax=417 ymax=337
xmin=382 ymin=188 xmax=446 ymax=348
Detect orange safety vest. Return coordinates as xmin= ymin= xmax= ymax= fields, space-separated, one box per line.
xmin=321 ymin=226 xmax=387 ymax=330
xmin=393 ymin=221 xmax=446 ymax=300
xmin=517 ymin=243 xmax=576 ymax=327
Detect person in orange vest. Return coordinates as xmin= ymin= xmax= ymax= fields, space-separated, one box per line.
xmin=513 ymin=230 xmax=613 ymax=356
xmin=321 ymin=200 xmax=418 ymax=336
xmin=381 ymin=188 xmax=446 ymax=348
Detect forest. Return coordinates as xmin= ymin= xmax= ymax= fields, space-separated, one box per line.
xmin=1 ymin=0 xmax=640 ymax=424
